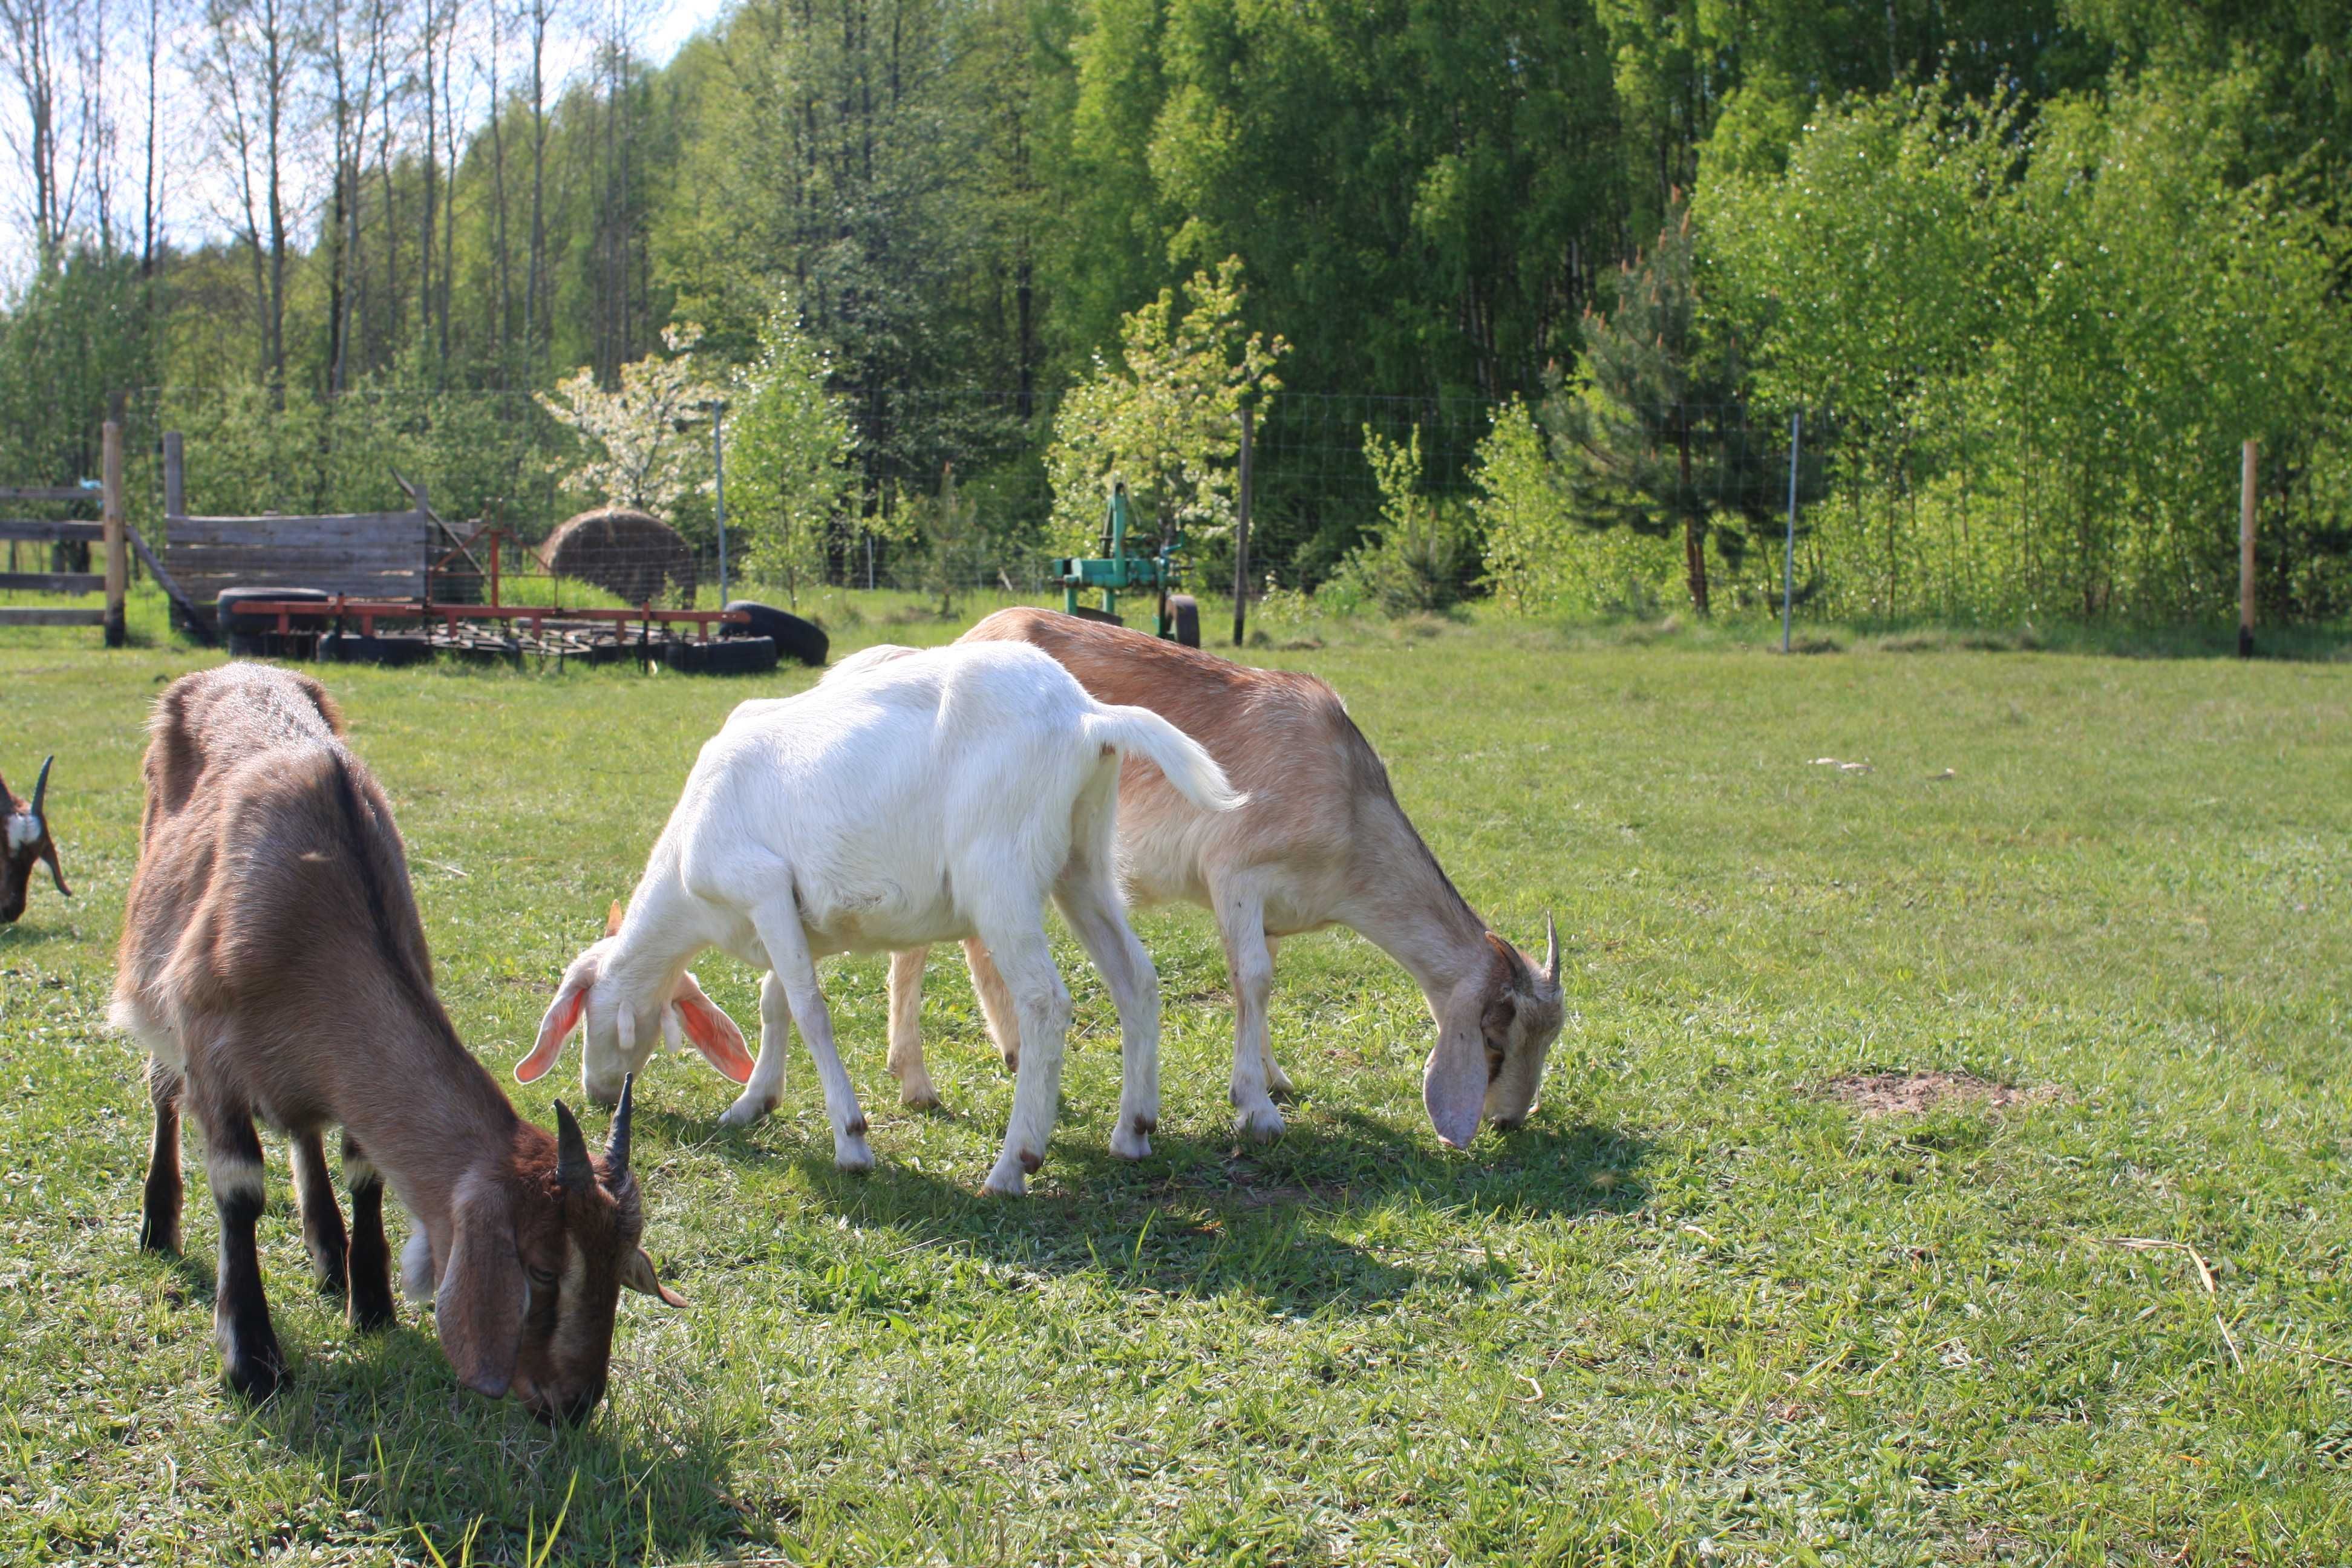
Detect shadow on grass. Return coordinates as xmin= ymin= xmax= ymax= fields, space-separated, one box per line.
xmin=639 ymin=1100 xmax=1651 ymax=1316
xmin=223 ymin=1314 xmax=746 ymax=1562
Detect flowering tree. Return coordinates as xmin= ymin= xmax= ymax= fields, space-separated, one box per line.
xmin=537 ymin=325 xmax=719 ymax=515
xmin=729 ymin=291 xmax=858 ymax=604
xmin=1046 ymin=257 xmax=1286 ymax=554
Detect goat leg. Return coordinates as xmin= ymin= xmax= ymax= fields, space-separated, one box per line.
xmin=341 ymin=1134 xmax=397 ymax=1333
xmin=290 ymin=1130 xmax=349 ymax=1296
xmin=208 ymin=1111 xmax=287 ymax=1401
xmin=139 ymin=1059 xmax=184 ymax=1255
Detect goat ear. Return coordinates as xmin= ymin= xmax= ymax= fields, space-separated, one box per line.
xmin=436 ymin=1185 xmax=524 ymax=1399
xmin=1423 ymin=988 xmax=1488 ymax=1151
xmin=38 ymin=837 xmax=68 ymax=896
xmin=621 ymin=1247 xmax=687 ymax=1308
xmin=518 ymin=955 xmax=595 ymax=1082
xmin=669 ymin=972 xmax=755 ymax=1083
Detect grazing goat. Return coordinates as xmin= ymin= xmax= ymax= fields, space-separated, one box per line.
xmin=887 ymin=609 xmax=1566 ymax=1149
xmin=110 ymin=665 xmax=680 ymax=1421
xmin=1 ymin=754 xmax=70 ymax=923
xmin=517 ymin=641 xmax=1243 ymax=1196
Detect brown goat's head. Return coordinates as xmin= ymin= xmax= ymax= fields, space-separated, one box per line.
xmin=437 ymin=1076 xmax=683 ymax=1425
xmin=1423 ymin=912 xmax=1566 ymax=1148
xmin=1 ymin=756 xmax=70 ymax=924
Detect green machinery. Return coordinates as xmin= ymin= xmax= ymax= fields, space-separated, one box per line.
xmin=1053 ymin=482 xmax=1200 ymax=646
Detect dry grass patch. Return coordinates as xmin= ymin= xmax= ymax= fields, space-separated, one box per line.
xmin=1823 ymin=1070 xmax=2053 ymax=1117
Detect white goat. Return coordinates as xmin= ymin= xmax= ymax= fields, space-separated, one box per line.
xmin=517 ymin=640 xmax=1242 ymax=1195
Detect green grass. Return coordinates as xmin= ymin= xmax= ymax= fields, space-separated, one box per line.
xmin=2 ymin=599 xmax=2348 ymax=1566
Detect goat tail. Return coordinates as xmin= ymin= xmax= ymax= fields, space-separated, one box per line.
xmin=1083 ymin=705 xmax=1246 ymax=814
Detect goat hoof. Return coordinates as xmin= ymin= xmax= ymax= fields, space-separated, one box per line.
xmin=1000 ymin=1051 xmax=1019 ymax=1075
xmin=717 ymin=1093 xmax=776 ymax=1129
xmin=980 ymin=1166 xmax=1027 ymax=1198
xmin=1237 ymin=1102 xmax=1287 ymax=1143
xmin=1110 ymin=1125 xmax=1152 ymax=1162
xmin=900 ymin=1085 xmax=942 ymax=1112
xmin=833 ymin=1137 xmax=875 ymax=1174
xmin=222 ymin=1339 xmax=287 ymax=1402
xmin=348 ymin=1292 xmax=397 ymax=1334
xmin=139 ymin=1218 xmax=182 ymax=1256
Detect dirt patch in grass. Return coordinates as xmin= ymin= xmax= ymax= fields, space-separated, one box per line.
xmin=1824 ymin=1070 xmax=2051 ymax=1117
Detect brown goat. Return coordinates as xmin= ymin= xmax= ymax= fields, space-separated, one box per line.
xmin=887 ymin=608 xmax=1566 ymax=1149
xmin=1 ymin=754 xmax=70 ymax=923
xmin=110 ymin=665 xmax=681 ymax=1422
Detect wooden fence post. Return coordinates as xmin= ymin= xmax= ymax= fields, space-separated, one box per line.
xmin=163 ymin=430 xmax=185 ymax=519
xmin=103 ymin=420 xmax=127 ymax=647
xmin=1231 ymin=406 xmax=1254 ymax=647
xmin=2239 ymin=439 xmax=2256 ymax=659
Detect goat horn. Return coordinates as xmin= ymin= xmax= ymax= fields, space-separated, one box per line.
xmin=30 ymin=756 xmax=51 ymax=820
xmin=606 ymin=1073 xmax=635 ymax=1181
xmin=1541 ymin=910 xmax=1560 ymax=990
xmin=554 ymin=1100 xmax=595 ymax=1193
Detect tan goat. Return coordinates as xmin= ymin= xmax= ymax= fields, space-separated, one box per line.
xmin=110 ymin=665 xmax=679 ymax=1422
xmin=886 ymin=607 xmax=1566 ymax=1148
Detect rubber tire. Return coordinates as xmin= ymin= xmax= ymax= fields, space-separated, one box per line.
xmin=321 ymin=632 xmax=434 ymax=667
xmin=665 ymin=635 xmax=779 ymax=675
xmin=1168 ymin=593 xmax=1200 ymax=647
xmin=721 ymin=601 xmax=827 ymax=667
xmin=218 ymin=587 xmax=330 ymax=656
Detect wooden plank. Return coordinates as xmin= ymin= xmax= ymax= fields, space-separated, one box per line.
xmin=0 ymin=572 xmax=104 ymax=593
xmin=168 ymin=548 xmax=431 ymax=572
xmin=0 ymin=520 xmax=103 ymax=543
xmin=170 ymin=512 xmax=428 ymax=549
xmin=0 ymin=486 xmax=91 ymax=502
xmin=0 ymin=606 xmax=105 ymax=627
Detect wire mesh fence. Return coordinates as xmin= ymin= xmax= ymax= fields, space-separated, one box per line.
xmin=88 ymin=384 xmax=2352 ymax=627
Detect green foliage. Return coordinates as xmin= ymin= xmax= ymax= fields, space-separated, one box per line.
xmin=1324 ymin=428 xmax=1475 ymax=616
xmin=727 ymin=294 xmax=859 ymax=606
xmin=1045 ymin=258 xmax=1285 ymax=554
xmin=1700 ymin=73 xmax=2351 ymax=622
xmin=1473 ymin=398 xmax=1682 ymax=618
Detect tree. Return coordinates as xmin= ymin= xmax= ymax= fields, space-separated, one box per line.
xmin=1045 ymin=256 xmax=1285 ymax=555
xmin=1540 ymin=201 xmax=1781 ymax=614
xmin=728 ymin=292 xmax=857 ymax=605
xmin=537 ymin=322 xmax=717 ymax=514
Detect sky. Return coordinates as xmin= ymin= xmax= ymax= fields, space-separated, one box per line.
xmin=0 ymin=0 xmax=733 ymax=290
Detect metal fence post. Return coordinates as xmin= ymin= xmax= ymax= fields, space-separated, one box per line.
xmin=711 ymin=403 xmax=730 ymax=604
xmin=2239 ymin=439 xmax=2257 ymax=658
xmin=1782 ymin=411 xmax=1800 ymax=655
xmin=1232 ymin=405 xmax=1254 ymax=646
xmin=103 ymin=420 xmax=126 ymax=647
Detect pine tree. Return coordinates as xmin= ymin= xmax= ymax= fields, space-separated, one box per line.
xmin=1541 ymin=200 xmax=1782 ymax=615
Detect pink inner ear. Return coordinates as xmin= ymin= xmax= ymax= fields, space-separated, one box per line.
xmin=673 ymin=978 xmax=754 ymax=1083
xmin=515 ymin=987 xmax=587 ymax=1082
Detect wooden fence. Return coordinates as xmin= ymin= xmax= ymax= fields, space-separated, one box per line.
xmin=0 ymin=420 xmax=128 ymax=645
xmin=162 ymin=431 xmax=433 ymax=635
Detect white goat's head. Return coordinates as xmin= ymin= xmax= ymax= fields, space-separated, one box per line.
xmin=1423 ymin=912 xmax=1566 ymax=1148
xmin=1 ymin=756 xmax=69 ymax=924
xmin=516 ymin=902 xmax=756 ymax=1105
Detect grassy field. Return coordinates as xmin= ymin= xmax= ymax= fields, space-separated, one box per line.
xmin=1 ymin=598 xmax=2348 ymax=1566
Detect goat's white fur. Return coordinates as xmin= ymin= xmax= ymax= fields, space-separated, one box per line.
xmin=529 ymin=641 xmax=1242 ymax=1195
xmin=5 ymin=812 xmax=40 ymax=851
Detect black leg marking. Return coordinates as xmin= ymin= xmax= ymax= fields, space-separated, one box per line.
xmin=209 ymin=1116 xmax=285 ymax=1402
xmin=139 ymin=1062 xmax=184 ymax=1255
xmin=291 ymin=1131 xmax=349 ymax=1297
xmin=342 ymin=1134 xmax=396 ymax=1333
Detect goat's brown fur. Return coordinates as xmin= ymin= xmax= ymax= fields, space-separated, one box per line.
xmin=111 ymin=664 xmax=676 ymax=1420
xmin=890 ymin=609 xmax=1566 ymax=1148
